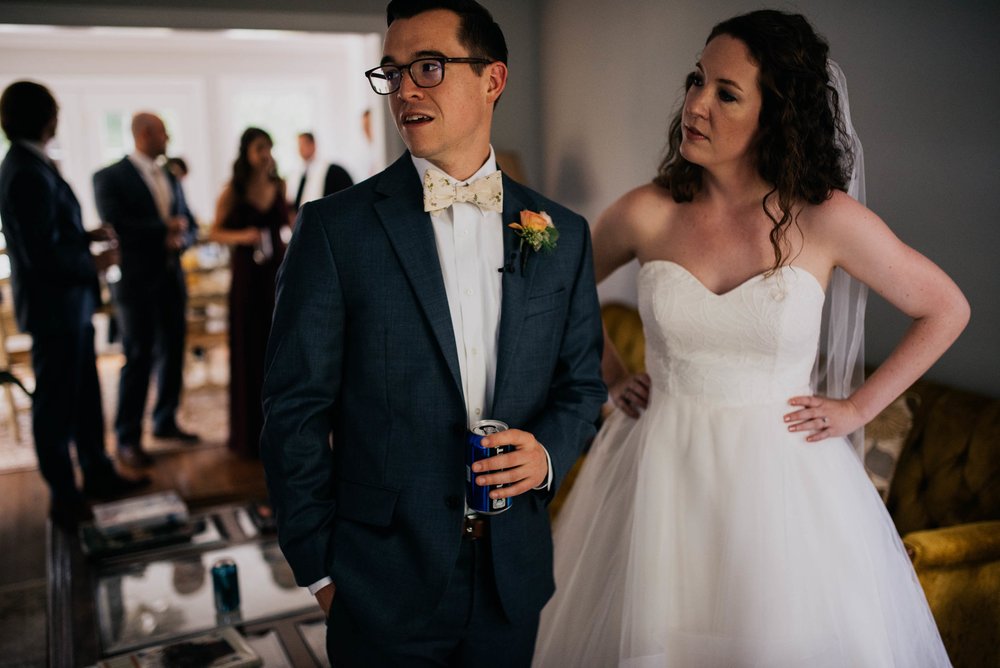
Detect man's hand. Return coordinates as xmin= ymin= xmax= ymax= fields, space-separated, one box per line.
xmin=87 ymin=225 xmax=117 ymax=244
xmin=165 ymin=216 xmax=189 ymax=251
xmin=315 ymin=582 xmax=335 ymax=617
xmin=166 ymin=233 xmax=185 ymax=250
xmin=88 ymin=226 xmax=119 ymax=271
xmin=472 ymin=428 xmax=548 ymax=498
xmin=165 ymin=215 xmax=188 ymax=233
xmin=93 ymin=248 xmax=119 ymax=272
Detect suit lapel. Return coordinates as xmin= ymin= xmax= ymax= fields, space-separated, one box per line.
xmin=374 ymin=155 xmax=464 ymax=398
xmin=121 ymin=157 xmax=160 ymax=216
xmin=492 ymin=177 xmax=540 ymax=412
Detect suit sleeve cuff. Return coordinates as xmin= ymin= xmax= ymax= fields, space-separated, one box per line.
xmin=533 ymin=445 xmax=553 ymax=491
xmin=307 ymin=576 xmax=333 ymax=596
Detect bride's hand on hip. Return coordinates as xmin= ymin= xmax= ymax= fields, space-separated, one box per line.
xmin=784 ymin=395 xmax=864 ymax=442
xmin=611 ymin=373 xmax=652 ymax=418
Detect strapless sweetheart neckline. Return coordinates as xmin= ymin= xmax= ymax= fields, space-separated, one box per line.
xmin=639 ymin=258 xmax=824 ymax=299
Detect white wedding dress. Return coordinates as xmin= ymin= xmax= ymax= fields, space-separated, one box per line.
xmin=533 ymin=260 xmax=951 ymax=667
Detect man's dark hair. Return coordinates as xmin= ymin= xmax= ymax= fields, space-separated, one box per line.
xmin=0 ymin=80 xmax=58 ymax=142
xmin=166 ymin=156 xmax=189 ymax=177
xmin=386 ymin=0 xmax=508 ymax=70
xmin=298 ymin=131 xmax=315 ymax=143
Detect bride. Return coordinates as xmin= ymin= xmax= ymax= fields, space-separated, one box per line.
xmin=533 ymin=10 xmax=967 ymax=667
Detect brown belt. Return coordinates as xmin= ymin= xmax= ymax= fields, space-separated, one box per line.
xmin=462 ymin=515 xmax=488 ymax=541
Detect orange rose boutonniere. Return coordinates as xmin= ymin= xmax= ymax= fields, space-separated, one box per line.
xmin=509 ymin=210 xmax=559 ymax=272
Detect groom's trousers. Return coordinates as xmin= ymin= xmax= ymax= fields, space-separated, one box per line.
xmin=326 ymin=522 xmax=540 ymax=667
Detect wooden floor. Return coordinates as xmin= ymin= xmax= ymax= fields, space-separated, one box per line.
xmin=0 ymin=443 xmax=268 ymax=588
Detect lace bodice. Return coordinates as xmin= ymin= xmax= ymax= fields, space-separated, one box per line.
xmin=638 ymin=260 xmax=825 ymax=405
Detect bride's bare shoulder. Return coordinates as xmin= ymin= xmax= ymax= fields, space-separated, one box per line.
xmin=598 ymin=182 xmax=679 ymax=230
xmin=798 ymin=189 xmax=884 ymax=242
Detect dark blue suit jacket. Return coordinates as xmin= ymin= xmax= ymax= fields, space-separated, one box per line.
xmin=92 ymin=157 xmax=195 ymax=300
xmin=261 ymin=153 xmax=605 ymax=637
xmin=0 ymin=142 xmax=99 ymax=335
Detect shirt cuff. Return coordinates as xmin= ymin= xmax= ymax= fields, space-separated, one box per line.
xmin=307 ymin=576 xmax=333 ymax=596
xmin=533 ymin=444 xmax=553 ymax=491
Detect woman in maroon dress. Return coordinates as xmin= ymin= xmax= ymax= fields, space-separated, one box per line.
xmin=210 ymin=128 xmax=288 ymax=457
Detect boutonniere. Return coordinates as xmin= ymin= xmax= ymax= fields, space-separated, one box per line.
xmin=508 ymin=210 xmax=559 ymax=273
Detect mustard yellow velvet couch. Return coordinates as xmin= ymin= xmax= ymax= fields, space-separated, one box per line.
xmin=553 ymin=303 xmax=1000 ymax=667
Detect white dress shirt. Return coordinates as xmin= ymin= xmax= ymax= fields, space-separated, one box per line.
xmin=294 ymin=159 xmax=326 ymax=207
xmin=413 ymin=151 xmax=503 ymax=424
xmin=127 ymin=152 xmax=171 ymax=222
xmin=414 ymin=149 xmax=551 ymax=486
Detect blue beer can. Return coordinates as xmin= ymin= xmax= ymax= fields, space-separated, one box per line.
xmin=211 ymin=558 xmax=241 ymax=613
xmin=466 ymin=419 xmax=512 ymax=515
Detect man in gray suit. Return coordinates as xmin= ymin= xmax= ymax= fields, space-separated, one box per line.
xmin=260 ymin=0 xmax=605 ymax=665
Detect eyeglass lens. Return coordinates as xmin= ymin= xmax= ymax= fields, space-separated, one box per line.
xmin=370 ymin=58 xmax=444 ymax=94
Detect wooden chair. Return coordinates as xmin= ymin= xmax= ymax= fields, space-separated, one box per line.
xmin=0 ymin=272 xmax=32 ymax=442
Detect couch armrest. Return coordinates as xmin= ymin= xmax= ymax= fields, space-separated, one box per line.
xmin=902 ymin=520 xmax=1000 ymax=667
xmin=903 ymin=520 xmax=1000 ymax=568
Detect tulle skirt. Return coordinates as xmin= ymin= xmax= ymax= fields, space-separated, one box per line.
xmin=533 ymin=392 xmax=951 ymax=667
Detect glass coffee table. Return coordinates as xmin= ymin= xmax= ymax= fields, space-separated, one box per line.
xmin=49 ymin=501 xmax=327 ymax=667
xmin=96 ymin=540 xmax=314 ymax=654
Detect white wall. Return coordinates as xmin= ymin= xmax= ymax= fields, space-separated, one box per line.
xmin=541 ymin=0 xmax=1000 ymax=397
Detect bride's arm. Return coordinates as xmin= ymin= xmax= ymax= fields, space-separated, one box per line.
xmin=786 ymin=191 xmax=970 ymax=440
xmin=591 ymin=185 xmax=649 ymax=283
xmin=592 ymin=186 xmax=659 ymax=417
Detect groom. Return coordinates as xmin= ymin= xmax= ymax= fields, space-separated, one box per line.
xmin=260 ymin=0 xmax=605 ymax=664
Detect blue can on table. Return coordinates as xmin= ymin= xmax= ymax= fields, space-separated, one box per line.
xmin=211 ymin=558 xmax=241 ymax=612
xmin=466 ymin=419 xmax=512 ymax=515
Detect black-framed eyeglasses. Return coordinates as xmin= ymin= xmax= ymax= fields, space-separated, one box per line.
xmin=364 ymin=56 xmax=493 ymax=95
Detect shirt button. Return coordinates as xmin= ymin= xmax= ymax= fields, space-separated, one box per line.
xmin=471 ymin=348 xmax=478 ymax=356
xmin=474 ymin=408 xmax=482 ymax=416
xmin=465 ymin=289 xmax=473 ymax=296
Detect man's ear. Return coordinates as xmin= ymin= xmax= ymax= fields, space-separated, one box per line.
xmin=485 ymin=61 xmax=508 ymax=104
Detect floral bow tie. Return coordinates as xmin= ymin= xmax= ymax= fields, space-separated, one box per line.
xmin=423 ymin=168 xmax=503 ymax=214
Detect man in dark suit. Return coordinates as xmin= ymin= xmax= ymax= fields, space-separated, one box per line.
xmin=260 ymin=1 xmax=605 ymax=665
xmin=0 ymin=81 xmax=149 ymax=526
xmin=93 ymin=112 xmax=198 ymax=468
xmin=290 ymin=131 xmax=354 ymax=210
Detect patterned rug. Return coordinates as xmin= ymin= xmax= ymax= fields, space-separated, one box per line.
xmin=0 ymin=349 xmax=229 ymax=473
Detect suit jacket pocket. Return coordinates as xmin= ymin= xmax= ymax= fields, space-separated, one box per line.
xmin=336 ymin=479 xmax=399 ymax=527
xmin=525 ymin=287 xmax=566 ymax=319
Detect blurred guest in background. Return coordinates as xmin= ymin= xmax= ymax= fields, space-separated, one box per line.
xmin=93 ymin=112 xmax=199 ymax=469
xmin=209 ymin=127 xmax=287 ymax=458
xmin=165 ymin=156 xmax=189 ymax=182
xmin=289 ymin=131 xmax=353 ymax=211
xmin=0 ymin=80 xmax=149 ymax=526
xmin=361 ymin=109 xmax=379 ymax=178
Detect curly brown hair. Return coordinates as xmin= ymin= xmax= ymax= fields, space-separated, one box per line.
xmin=231 ymin=127 xmax=278 ymax=201
xmin=654 ymin=10 xmax=852 ymax=272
